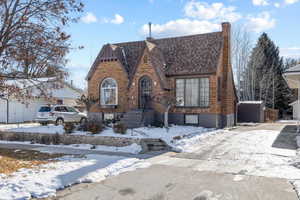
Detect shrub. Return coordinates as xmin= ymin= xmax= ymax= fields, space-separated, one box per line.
xmin=40 ymin=135 xmax=51 ymax=145
xmin=63 ymin=122 xmax=76 ymax=134
xmin=52 ymin=133 xmax=61 ymax=145
xmin=113 ymin=123 xmax=127 ymax=134
xmin=87 ymin=121 xmax=103 ymax=134
xmin=151 ymin=120 xmax=164 ymax=128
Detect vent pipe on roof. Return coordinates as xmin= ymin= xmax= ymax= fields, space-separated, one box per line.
xmin=147 ymin=22 xmax=154 ymax=41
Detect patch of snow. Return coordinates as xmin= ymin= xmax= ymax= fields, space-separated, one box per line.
xmin=169 ymin=130 xmax=222 ymax=152
xmin=191 ymin=129 xmax=299 ymax=180
xmin=297 ymin=136 xmax=300 ymax=148
xmin=233 ymin=175 xmax=245 ymax=182
xmin=1 ymin=124 xmax=217 ymax=153
xmin=277 ymin=120 xmax=299 ymax=123
xmin=239 ymin=101 xmax=263 ymax=104
xmin=0 ymin=140 xmax=142 ymax=154
xmin=0 ymin=123 xmax=40 ymax=131
xmin=0 ymin=154 xmax=150 ymax=200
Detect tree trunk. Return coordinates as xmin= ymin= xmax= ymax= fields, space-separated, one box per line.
xmin=164 ymin=105 xmax=171 ymax=129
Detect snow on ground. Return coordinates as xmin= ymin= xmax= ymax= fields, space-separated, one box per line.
xmin=0 ymin=123 xmax=40 ymax=131
xmin=0 ymin=154 xmax=150 ymax=200
xmin=192 ymin=129 xmax=298 ymax=179
xmin=0 ymin=140 xmax=142 ymax=154
xmin=0 ymin=123 xmax=217 ymax=152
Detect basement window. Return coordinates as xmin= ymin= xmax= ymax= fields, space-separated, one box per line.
xmin=185 ymin=115 xmax=199 ymax=125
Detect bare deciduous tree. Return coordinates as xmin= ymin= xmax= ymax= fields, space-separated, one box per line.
xmin=231 ymin=24 xmax=253 ymax=100
xmin=0 ymin=0 xmax=84 ymax=95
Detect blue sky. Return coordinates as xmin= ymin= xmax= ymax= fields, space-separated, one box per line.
xmin=66 ymin=0 xmax=300 ymax=89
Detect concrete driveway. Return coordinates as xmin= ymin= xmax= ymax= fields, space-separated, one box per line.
xmin=50 ymin=165 xmax=296 ymax=200
xmin=47 ymin=123 xmax=299 ymax=200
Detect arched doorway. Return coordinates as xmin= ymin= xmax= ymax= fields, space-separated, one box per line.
xmin=139 ymin=76 xmax=152 ymax=109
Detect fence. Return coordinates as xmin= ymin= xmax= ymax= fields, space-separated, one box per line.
xmin=264 ymin=108 xmax=279 ymax=122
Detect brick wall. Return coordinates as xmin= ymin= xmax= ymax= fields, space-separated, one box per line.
xmin=88 ymin=60 xmax=129 ymax=113
xmin=128 ymin=49 xmax=167 ymax=113
xmin=87 ymin=22 xmax=237 ymax=126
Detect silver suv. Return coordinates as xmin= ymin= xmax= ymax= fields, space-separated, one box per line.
xmin=36 ymin=105 xmax=87 ymax=125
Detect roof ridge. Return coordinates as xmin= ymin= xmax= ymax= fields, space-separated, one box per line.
xmin=113 ymin=31 xmax=222 ymax=46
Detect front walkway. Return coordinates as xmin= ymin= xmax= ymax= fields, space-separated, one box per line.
xmin=49 ymin=123 xmax=300 ymax=200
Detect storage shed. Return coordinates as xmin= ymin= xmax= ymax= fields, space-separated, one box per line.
xmin=237 ymin=101 xmax=265 ymax=123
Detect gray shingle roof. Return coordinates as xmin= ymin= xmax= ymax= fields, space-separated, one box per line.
xmin=285 ymin=64 xmax=300 ymax=73
xmin=86 ymin=31 xmax=224 ymax=82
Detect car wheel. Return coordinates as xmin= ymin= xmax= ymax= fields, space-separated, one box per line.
xmin=80 ymin=117 xmax=87 ymax=125
xmin=55 ymin=118 xmax=64 ymax=126
xmin=40 ymin=122 xmax=48 ymax=126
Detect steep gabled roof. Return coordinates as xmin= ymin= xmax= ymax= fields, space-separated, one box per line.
xmin=86 ymin=31 xmax=224 ymax=81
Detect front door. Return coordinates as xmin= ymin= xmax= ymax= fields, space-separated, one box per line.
xmin=139 ymin=76 xmax=152 ymax=109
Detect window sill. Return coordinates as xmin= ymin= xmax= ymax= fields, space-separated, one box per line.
xmin=175 ymin=106 xmax=210 ymax=109
xmin=100 ymin=105 xmax=118 ymax=109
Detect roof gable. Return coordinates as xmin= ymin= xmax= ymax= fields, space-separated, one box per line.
xmin=86 ymin=31 xmax=224 ymax=80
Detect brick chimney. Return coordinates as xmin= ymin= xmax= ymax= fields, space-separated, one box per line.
xmin=222 ymin=22 xmax=231 ymax=38
xmin=221 ymin=22 xmax=232 ymax=114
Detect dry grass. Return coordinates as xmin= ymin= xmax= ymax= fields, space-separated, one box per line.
xmin=0 ymin=148 xmax=64 ymax=175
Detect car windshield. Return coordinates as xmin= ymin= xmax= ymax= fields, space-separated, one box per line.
xmin=67 ymin=107 xmax=78 ymax=112
xmin=39 ymin=106 xmax=51 ymax=112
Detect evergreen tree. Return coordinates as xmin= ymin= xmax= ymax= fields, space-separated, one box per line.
xmin=241 ymin=33 xmax=293 ymax=117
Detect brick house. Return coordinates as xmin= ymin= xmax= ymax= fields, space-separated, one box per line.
xmin=86 ymin=22 xmax=237 ymax=128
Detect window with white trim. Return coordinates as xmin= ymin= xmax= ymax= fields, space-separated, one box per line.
xmin=176 ymin=78 xmax=209 ymax=107
xmin=100 ymin=78 xmax=118 ymax=105
xmin=185 ymin=115 xmax=199 ymax=124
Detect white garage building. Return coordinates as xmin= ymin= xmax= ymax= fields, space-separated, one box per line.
xmin=0 ymin=78 xmax=84 ymax=123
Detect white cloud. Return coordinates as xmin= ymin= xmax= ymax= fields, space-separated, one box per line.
xmin=110 ymin=14 xmax=125 ymax=24
xmin=285 ymin=0 xmax=299 ymax=4
xmin=252 ymin=0 xmax=269 ymax=6
xmin=184 ymin=1 xmax=241 ymax=22
xmin=280 ymin=47 xmax=300 ymax=58
xmin=247 ymin=12 xmax=276 ymax=33
xmin=81 ymin=12 xmax=97 ymax=24
xmin=141 ymin=19 xmax=220 ymax=38
xmin=101 ymin=14 xmax=125 ymax=25
xmin=274 ymin=2 xmax=281 ymax=7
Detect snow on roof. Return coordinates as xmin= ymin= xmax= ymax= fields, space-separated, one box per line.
xmin=4 ymin=77 xmax=57 ymax=89
xmin=289 ymin=101 xmax=299 ymax=106
xmin=239 ymin=101 xmax=264 ymax=104
xmin=285 ymin=64 xmax=300 ymax=73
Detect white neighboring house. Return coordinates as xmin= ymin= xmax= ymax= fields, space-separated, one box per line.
xmin=0 ymin=78 xmax=84 ymax=123
xmin=290 ymin=101 xmax=300 ymax=120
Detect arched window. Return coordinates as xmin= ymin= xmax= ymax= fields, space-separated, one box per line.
xmin=100 ymin=78 xmax=118 ymax=105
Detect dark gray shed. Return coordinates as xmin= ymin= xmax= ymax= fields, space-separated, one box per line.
xmin=237 ymin=101 xmax=265 ymax=123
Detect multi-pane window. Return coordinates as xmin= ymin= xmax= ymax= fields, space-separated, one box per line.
xmin=185 ymin=79 xmax=199 ymax=106
xmin=199 ymin=78 xmax=209 ymax=107
xmin=176 ymin=79 xmax=184 ymax=106
xmin=100 ymin=78 xmax=118 ymax=105
xmin=176 ymin=78 xmax=210 ymax=107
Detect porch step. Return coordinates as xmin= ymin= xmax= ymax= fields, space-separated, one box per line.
xmin=140 ymin=138 xmax=171 ymax=152
xmin=121 ymin=109 xmax=154 ymax=129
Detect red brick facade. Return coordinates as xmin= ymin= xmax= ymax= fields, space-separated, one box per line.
xmin=87 ymin=22 xmax=237 ymax=127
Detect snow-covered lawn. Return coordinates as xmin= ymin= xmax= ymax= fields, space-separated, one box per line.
xmin=0 ymin=140 xmax=143 ymax=155
xmin=0 ymin=154 xmax=150 ymax=200
xmin=0 ymin=123 xmax=217 ymax=152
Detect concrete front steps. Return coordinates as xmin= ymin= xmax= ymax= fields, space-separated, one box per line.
xmin=140 ymin=138 xmax=171 ymax=152
xmin=121 ymin=109 xmax=154 ymax=129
